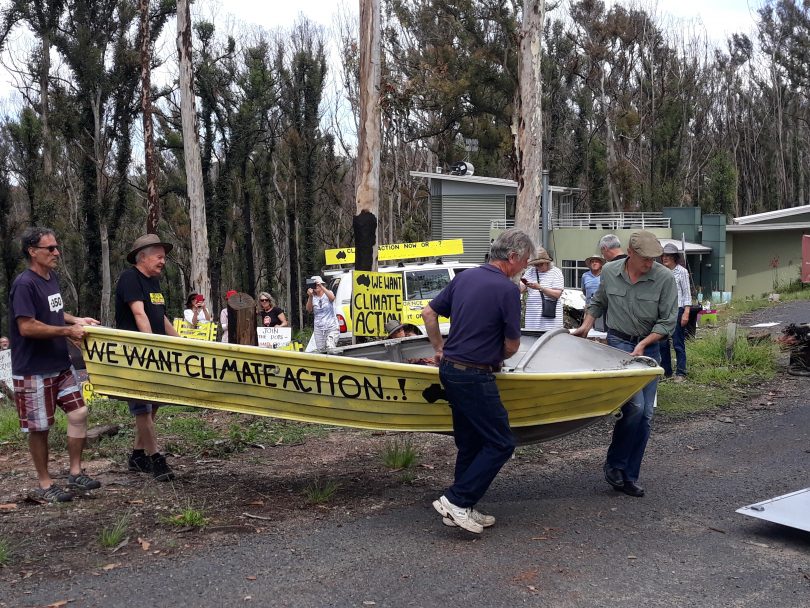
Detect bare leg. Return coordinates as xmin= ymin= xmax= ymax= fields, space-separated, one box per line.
xmin=134 ymin=412 xmax=158 ymax=455
xmin=28 ymin=431 xmax=52 ymax=489
xmin=67 ymin=436 xmax=85 ymax=476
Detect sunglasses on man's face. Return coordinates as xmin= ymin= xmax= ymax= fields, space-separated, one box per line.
xmin=31 ymin=245 xmax=60 ymax=253
xmin=259 ymin=298 xmax=269 ymax=302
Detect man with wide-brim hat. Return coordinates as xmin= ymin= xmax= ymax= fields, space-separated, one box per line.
xmin=126 ymin=234 xmax=174 ymax=264
xmin=581 ymin=253 xmax=605 ymax=313
xmin=572 ymin=229 xmax=677 ymax=498
xmin=115 ymin=234 xmax=179 ymax=482
xmin=384 ymin=318 xmax=406 ymax=339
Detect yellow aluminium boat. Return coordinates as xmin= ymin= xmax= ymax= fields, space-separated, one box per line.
xmin=81 ymin=326 xmax=662 ymax=444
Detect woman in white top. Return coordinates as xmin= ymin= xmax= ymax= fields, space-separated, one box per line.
xmin=306 ymin=275 xmax=339 ymax=351
xmin=520 ymin=247 xmax=565 ymax=332
xmin=183 ymin=293 xmax=212 ymax=328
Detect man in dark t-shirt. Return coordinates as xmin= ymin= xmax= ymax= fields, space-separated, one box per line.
xmin=115 ymin=234 xmax=179 ymax=481
xmin=9 ymin=227 xmax=102 ymax=503
xmin=422 ymin=228 xmax=535 ymax=534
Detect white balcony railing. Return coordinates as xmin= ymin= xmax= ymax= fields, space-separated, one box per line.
xmin=491 ymin=212 xmax=670 ymax=232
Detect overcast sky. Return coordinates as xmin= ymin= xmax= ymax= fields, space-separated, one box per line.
xmin=0 ymin=0 xmax=761 ymax=110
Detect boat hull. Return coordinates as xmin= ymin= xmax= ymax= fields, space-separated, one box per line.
xmin=81 ymin=327 xmax=661 ymax=443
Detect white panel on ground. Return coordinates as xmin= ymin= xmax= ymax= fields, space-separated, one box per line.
xmin=736 ymin=488 xmax=810 ymax=532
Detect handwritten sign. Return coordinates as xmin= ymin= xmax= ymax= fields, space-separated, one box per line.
xmin=257 ymin=327 xmax=292 ymax=349
xmin=0 ymin=350 xmax=11 ymax=391
xmin=352 ymin=271 xmax=403 ymax=337
xmin=325 ymin=239 xmax=464 ymax=265
xmin=84 ymin=339 xmax=413 ymax=402
xmin=172 ymin=319 xmax=218 ymax=341
xmin=81 ymin=380 xmax=107 ymax=402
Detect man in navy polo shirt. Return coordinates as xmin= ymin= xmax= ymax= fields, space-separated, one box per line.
xmin=422 ymin=228 xmax=535 ymax=533
xmin=9 ymin=227 xmax=101 ymax=503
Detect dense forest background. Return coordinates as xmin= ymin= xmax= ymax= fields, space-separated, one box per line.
xmin=0 ymin=0 xmax=808 ymax=331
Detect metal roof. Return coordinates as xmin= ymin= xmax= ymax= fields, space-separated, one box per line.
xmin=726 ymin=222 xmax=810 ymax=232
xmin=732 ymin=204 xmax=810 ymax=224
xmin=409 ymin=171 xmax=584 ymax=193
xmin=657 ymin=238 xmax=712 ymax=254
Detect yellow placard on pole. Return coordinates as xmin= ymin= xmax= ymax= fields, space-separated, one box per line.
xmin=325 ymin=239 xmax=464 ymax=265
xmin=81 ymin=380 xmax=107 ymax=402
xmin=172 ymin=319 xmax=219 ymax=341
xmin=351 ymin=271 xmax=403 ymax=337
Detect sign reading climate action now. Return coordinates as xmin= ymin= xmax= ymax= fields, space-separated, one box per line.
xmin=325 ymin=239 xmax=463 ymax=265
xmin=352 ymin=271 xmax=403 ymax=337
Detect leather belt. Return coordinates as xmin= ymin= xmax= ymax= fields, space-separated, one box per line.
xmin=607 ymin=328 xmax=644 ymax=344
xmin=441 ymin=357 xmax=499 ymax=373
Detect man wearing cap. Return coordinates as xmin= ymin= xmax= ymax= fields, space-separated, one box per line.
xmin=9 ymin=226 xmax=102 ymax=503
xmin=306 ymin=275 xmax=339 ymax=351
xmin=572 ymin=230 xmax=677 ymax=497
xmin=422 ymin=228 xmax=535 ymax=533
xmin=659 ymin=243 xmax=691 ymax=381
xmin=115 ymin=234 xmax=179 ymax=481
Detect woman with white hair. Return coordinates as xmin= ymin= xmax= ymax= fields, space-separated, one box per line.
xmin=306 ymin=276 xmax=339 ymax=351
xmin=520 ymin=247 xmax=564 ymax=332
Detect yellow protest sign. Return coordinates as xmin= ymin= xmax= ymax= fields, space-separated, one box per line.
xmin=325 ymin=239 xmax=464 ymax=265
xmin=172 ymin=319 xmax=219 ymax=341
xmin=81 ymin=380 xmax=107 ymax=402
xmin=351 ymin=271 xmax=403 ymax=337
xmin=401 ymin=299 xmax=448 ymax=326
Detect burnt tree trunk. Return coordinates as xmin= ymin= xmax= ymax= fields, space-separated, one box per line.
xmin=227 ymin=293 xmax=258 ymax=346
xmin=354 ymin=0 xmax=381 ymax=272
xmin=140 ymin=0 xmax=160 ymax=232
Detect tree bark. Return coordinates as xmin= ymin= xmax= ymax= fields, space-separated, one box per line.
xmin=514 ymin=0 xmax=545 ymax=247
xmin=177 ymin=0 xmax=211 ymax=302
xmin=40 ymin=34 xmax=52 ymax=178
xmin=140 ymin=0 xmax=160 ymax=232
xmin=354 ymin=0 xmax=381 ymax=271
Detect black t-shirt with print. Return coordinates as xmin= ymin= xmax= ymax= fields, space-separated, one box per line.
xmin=258 ymin=306 xmax=285 ymax=327
xmin=8 ymin=269 xmax=71 ymax=375
xmin=115 ymin=267 xmax=168 ymax=335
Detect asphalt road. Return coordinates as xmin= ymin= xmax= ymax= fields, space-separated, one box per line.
xmin=4 ymin=302 xmax=809 ymax=607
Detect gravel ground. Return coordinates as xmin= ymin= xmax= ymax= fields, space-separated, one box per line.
xmin=2 ymin=302 xmax=809 ymax=608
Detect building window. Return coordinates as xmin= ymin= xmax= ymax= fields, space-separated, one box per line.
xmin=505 ymin=195 xmax=516 ymax=220
xmin=561 ymin=259 xmax=588 ymax=289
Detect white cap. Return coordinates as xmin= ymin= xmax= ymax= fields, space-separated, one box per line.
xmin=310 ymin=275 xmax=325 ymax=284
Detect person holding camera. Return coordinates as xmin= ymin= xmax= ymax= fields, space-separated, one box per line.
xmin=183 ymin=293 xmax=211 ymax=328
xmin=519 ymin=247 xmax=564 ymax=332
xmin=305 ymin=276 xmax=339 ymax=351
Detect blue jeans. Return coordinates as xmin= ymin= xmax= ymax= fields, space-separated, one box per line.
xmin=439 ymin=360 xmax=515 ymax=508
xmin=606 ymin=335 xmax=661 ymax=483
xmin=659 ymin=307 xmax=687 ymax=377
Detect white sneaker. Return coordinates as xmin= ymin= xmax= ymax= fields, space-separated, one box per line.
xmin=432 ymin=495 xmax=484 ymax=533
xmin=441 ymin=508 xmax=495 ymax=528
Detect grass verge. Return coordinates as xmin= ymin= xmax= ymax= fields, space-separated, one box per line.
xmin=657 ymin=327 xmax=778 ymax=417
xmin=164 ymin=504 xmax=208 ymax=528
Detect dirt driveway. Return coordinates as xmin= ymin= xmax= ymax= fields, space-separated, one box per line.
xmin=1 ymin=305 xmax=809 ymax=607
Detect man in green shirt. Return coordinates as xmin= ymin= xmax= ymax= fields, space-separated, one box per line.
xmin=573 ymin=231 xmax=677 ymax=497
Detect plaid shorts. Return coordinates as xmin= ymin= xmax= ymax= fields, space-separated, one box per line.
xmin=13 ymin=367 xmax=85 ymax=433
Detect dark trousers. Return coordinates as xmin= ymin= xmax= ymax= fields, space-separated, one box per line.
xmin=660 ymin=307 xmax=687 ymax=377
xmin=439 ymin=360 xmax=515 ymax=508
xmin=606 ymin=335 xmax=660 ymax=482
